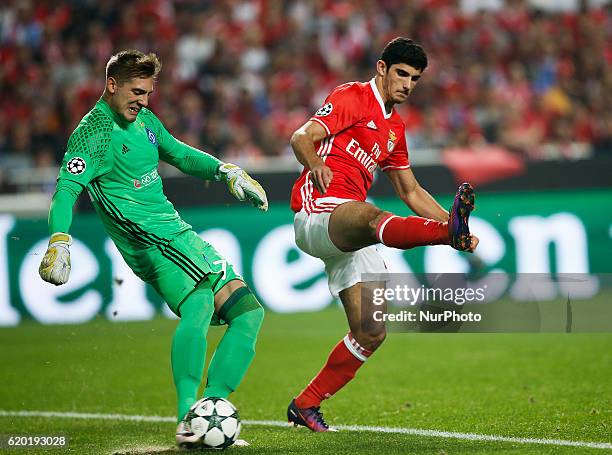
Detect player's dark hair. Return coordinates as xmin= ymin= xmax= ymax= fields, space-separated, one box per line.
xmin=105 ymin=50 xmax=161 ymax=84
xmin=380 ymin=37 xmax=428 ymax=71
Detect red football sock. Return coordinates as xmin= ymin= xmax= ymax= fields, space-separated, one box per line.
xmin=295 ymin=333 xmax=373 ymax=409
xmin=376 ymin=214 xmax=449 ymax=249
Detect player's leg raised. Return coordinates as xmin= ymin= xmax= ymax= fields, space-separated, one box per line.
xmin=328 ymin=201 xmax=450 ymax=252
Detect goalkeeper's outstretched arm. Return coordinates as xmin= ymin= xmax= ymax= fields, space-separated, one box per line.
xmin=158 ymin=137 xmax=222 ymax=181
xmin=154 ymin=113 xmax=268 ymax=211
xmin=39 ymin=179 xmax=83 ymax=285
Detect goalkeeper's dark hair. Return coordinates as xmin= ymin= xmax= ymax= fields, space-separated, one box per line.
xmin=105 ymin=50 xmax=161 ymax=84
xmin=380 ymin=37 xmax=428 ymax=71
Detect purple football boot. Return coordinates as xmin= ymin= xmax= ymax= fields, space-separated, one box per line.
xmin=287 ymin=399 xmax=335 ymax=432
xmin=448 ymin=182 xmax=475 ymax=251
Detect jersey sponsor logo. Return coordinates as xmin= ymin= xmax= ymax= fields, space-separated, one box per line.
xmin=387 ymin=130 xmax=397 ymax=152
xmin=66 ymin=157 xmax=86 ymax=175
xmin=367 ymin=120 xmax=377 ymax=130
xmin=345 ymin=137 xmax=381 ymax=174
xmin=133 ymin=168 xmax=159 ymax=189
xmin=315 ymin=103 xmax=333 ymax=117
xmin=145 ymin=127 xmax=158 ymax=147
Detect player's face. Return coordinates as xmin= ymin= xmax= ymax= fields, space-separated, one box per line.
xmin=107 ymin=77 xmax=155 ymax=122
xmin=378 ymin=62 xmax=422 ymax=105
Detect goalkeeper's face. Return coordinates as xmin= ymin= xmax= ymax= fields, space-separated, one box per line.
xmin=107 ymin=77 xmax=155 ymax=123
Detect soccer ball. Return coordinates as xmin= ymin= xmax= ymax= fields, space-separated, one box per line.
xmin=185 ymin=397 xmax=241 ymax=449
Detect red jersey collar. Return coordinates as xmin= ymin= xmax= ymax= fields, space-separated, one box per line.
xmin=369 ymin=78 xmax=393 ymax=120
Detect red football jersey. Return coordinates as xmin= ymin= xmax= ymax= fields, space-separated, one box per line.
xmin=290 ymin=79 xmax=410 ymax=213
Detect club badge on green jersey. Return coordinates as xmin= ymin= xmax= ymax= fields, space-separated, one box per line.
xmin=145 ymin=127 xmax=158 ymax=147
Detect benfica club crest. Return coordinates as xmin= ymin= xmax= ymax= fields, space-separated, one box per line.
xmin=387 ymin=130 xmax=397 ymax=152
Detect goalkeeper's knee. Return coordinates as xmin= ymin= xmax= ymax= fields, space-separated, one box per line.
xmin=218 ymin=286 xmax=264 ymax=339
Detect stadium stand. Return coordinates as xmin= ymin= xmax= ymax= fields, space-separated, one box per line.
xmin=0 ymin=0 xmax=610 ymax=195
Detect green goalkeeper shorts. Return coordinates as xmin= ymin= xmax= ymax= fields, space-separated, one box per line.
xmin=136 ymin=229 xmax=242 ymax=322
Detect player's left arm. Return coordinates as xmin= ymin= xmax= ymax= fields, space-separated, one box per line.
xmin=148 ymin=111 xmax=268 ymax=210
xmin=386 ymin=168 xmax=449 ymax=222
xmin=380 ymin=129 xmax=447 ymax=221
xmin=387 ymin=168 xmax=480 ymax=252
xmin=155 ymin=123 xmax=222 ymax=180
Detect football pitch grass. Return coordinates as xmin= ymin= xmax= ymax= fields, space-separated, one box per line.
xmin=1 ymin=309 xmax=610 ymax=454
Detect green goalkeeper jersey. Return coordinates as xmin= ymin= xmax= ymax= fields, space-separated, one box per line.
xmin=57 ymin=99 xmax=221 ymax=256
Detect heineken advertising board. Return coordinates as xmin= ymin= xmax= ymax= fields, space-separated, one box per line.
xmin=0 ymin=189 xmax=610 ymax=326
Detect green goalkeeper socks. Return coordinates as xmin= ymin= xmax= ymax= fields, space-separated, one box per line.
xmin=171 ymin=285 xmax=263 ymax=422
xmin=171 ymin=286 xmax=214 ymax=422
xmin=204 ymin=288 xmax=264 ymax=398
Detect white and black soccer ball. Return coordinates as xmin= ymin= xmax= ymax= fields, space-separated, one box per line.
xmin=186 ymin=397 xmax=241 ymax=449
xmin=66 ymin=157 xmax=86 ymax=175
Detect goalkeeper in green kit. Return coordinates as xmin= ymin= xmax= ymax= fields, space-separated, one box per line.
xmin=38 ymin=50 xmax=266 ymax=448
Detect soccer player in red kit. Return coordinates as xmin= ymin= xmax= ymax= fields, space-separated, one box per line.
xmin=287 ymin=37 xmax=480 ymax=431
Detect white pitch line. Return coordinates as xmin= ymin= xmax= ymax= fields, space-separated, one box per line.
xmin=1 ymin=410 xmax=611 ymax=450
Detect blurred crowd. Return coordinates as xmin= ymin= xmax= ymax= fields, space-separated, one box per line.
xmin=0 ymin=0 xmax=611 ymax=191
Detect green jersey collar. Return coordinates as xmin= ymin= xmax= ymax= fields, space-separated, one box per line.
xmin=96 ymin=98 xmax=130 ymax=128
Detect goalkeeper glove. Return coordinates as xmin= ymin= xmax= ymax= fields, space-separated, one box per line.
xmin=39 ymin=232 xmax=72 ymax=285
xmin=216 ymin=163 xmax=268 ymax=211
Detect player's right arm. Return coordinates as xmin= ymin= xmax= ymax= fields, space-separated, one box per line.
xmin=291 ymin=84 xmax=363 ymax=194
xmin=40 ymin=118 xmax=113 ymax=285
xmin=290 ymin=121 xmax=331 ymax=194
xmin=39 ymin=180 xmax=83 ymax=285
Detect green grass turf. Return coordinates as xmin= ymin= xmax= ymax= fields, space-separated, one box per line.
xmin=0 ymin=309 xmax=610 ymax=454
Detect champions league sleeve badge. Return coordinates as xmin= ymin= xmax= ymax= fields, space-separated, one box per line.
xmin=315 ymin=103 xmax=333 ymax=117
xmin=66 ymin=157 xmax=86 ymax=175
